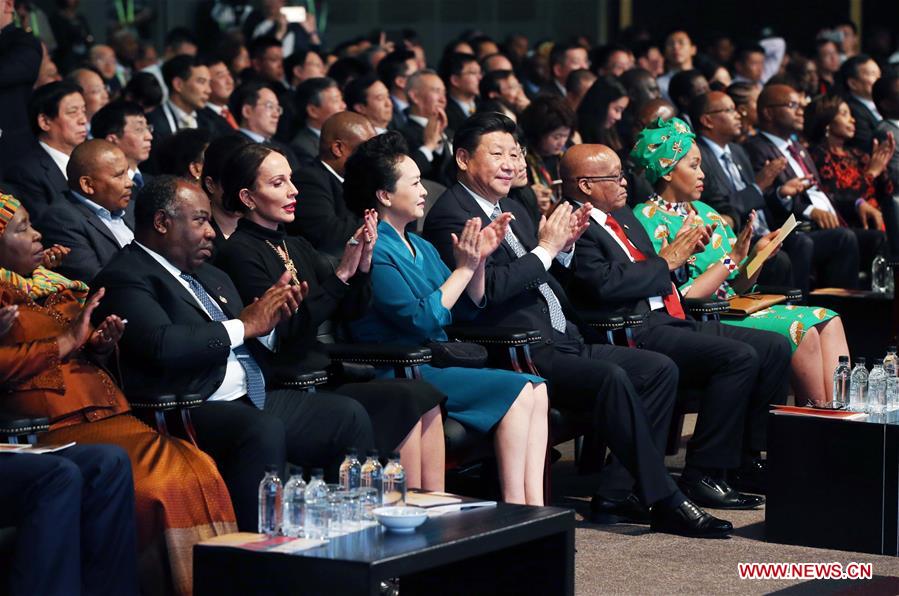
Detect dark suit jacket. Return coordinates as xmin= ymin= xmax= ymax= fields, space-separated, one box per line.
xmin=742 ymin=132 xmax=825 ymax=228
xmin=389 ymin=97 xmax=408 ymax=130
xmin=566 ymin=203 xmax=674 ymax=316
xmin=444 ymin=97 xmax=470 ymax=133
xmin=288 ymin=160 xmax=360 ymax=256
xmin=236 ymin=131 xmax=302 ymax=177
xmin=92 ymin=243 xmax=274 ymax=400
xmin=3 ymin=145 xmax=69 ymax=221
xmin=0 ymin=24 xmax=41 ymax=179
xmin=36 ymin=190 xmax=135 ymax=283
xmin=199 ymin=106 xmax=238 ymax=138
xmin=398 ymin=117 xmax=455 ymax=187
xmin=876 ymin=119 xmax=899 ymax=189
xmin=289 ymin=126 xmax=320 ymax=163
xmin=698 ymin=137 xmax=769 ymax=233
xmin=422 ymin=182 xmax=589 ymax=346
xmin=143 ymin=104 xmax=226 ymax=173
xmin=846 ymin=95 xmax=880 ymax=153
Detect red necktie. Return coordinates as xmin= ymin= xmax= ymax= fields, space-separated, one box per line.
xmin=605 ymin=214 xmax=686 ymax=320
xmin=220 ymin=106 xmax=239 ymax=130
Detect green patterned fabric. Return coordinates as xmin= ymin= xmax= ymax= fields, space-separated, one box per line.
xmin=629 ymin=117 xmax=696 ymax=184
xmin=633 ymin=195 xmax=837 ymax=352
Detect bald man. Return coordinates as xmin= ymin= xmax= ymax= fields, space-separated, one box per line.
xmin=743 ymin=84 xmax=885 ymax=289
xmin=288 ymin=112 xmax=376 ymax=255
xmin=561 ymin=144 xmax=790 ymax=506
xmin=37 ymin=139 xmax=135 ymax=282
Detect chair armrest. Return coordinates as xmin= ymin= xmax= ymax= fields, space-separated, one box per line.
xmin=683 ymin=298 xmax=730 ymax=317
xmin=0 ymin=412 xmax=49 ymax=436
xmin=578 ymin=312 xmax=626 ymax=332
xmin=754 ymin=285 xmax=803 ymax=303
xmin=444 ymin=325 xmax=541 ymax=347
xmin=128 ymin=394 xmax=178 ymax=411
xmin=271 ymin=370 xmax=330 ymax=391
xmin=324 ymin=343 xmax=432 ymax=367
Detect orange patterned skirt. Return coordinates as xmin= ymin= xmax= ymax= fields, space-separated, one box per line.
xmin=41 ymin=414 xmax=237 ymax=596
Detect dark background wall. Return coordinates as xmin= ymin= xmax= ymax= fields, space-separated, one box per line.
xmin=33 ymin=0 xmax=899 ymax=60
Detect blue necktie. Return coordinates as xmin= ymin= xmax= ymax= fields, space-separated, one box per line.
xmin=132 ymin=171 xmax=144 ymax=191
xmin=180 ymin=273 xmax=267 ymax=409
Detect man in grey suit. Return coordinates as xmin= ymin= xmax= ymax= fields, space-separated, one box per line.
xmin=37 ymin=139 xmax=134 ymax=283
xmin=690 ymin=91 xmax=797 ymax=289
xmin=874 ymin=74 xmax=899 ymax=257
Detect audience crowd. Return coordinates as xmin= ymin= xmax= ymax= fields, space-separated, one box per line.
xmin=2 ymin=0 xmax=898 ymax=592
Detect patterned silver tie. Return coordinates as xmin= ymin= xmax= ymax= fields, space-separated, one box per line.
xmin=722 ymin=150 xmax=770 ymax=236
xmin=491 ymin=204 xmax=567 ymax=332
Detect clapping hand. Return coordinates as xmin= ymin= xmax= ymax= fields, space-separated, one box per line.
xmin=88 ymin=314 xmax=126 ymax=355
xmin=451 ymin=217 xmax=483 ymax=271
xmin=480 ymin=212 xmax=512 ymax=260
xmin=755 ymin=158 xmax=787 ymax=191
xmin=58 ymin=288 xmax=105 ymax=359
xmin=358 ymin=209 xmax=379 ymax=273
xmin=563 ymin=203 xmax=592 ymax=252
xmin=866 ymin=133 xmax=896 ymax=179
xmin=41 ymin=244 xmax=70 ymax=269
xmin=240 ymin=271 xmax=307 ymax=338
xmin=336 ymin=223 xmax=370 ymax=282
xmin=659 ymin=219 xmax=711 ymax=271
xmin=730 ymin=211 xmax=755 ymax=262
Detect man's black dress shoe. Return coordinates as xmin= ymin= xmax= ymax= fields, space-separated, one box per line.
xmin=730 ymin=458 xmax=767 ymax=495
xmin=650 ymin=499 xmax=733 ymax=538
xmin=679 ymin=475 xmax=765 ymax=509
xmin=589 ymin=493 xmax=650 ymax=524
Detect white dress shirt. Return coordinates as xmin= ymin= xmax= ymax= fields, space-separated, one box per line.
xmin=461 ymin=183 xmax=573 ymax=269
xmin=321 ymin=160 xmax=344 ymax=183
xmin=39 ymin=141 xmax=70 ymax=180
xmin=450 ymin=95 xmax=476 ymax=117
xmin=239 ymin=127 xmax=267 ymax=143
xmin=133 ymin=241 xmax=276 ymax=402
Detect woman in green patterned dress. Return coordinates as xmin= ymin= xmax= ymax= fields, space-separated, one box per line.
xmin=630 ymin=117 xmax=849 ymax=406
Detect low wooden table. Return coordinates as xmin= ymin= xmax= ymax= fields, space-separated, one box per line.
xmin=766 ymin=409 xmax=899 ymax=556
xmin=194 ymin=503 xmax=575 ymax=595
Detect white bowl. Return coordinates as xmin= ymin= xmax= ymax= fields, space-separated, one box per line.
xmin=373 ymin=506 xmax=428 ymax=532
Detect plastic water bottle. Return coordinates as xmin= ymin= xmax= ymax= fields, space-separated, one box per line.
xmin=887 ymin=376 xmax=899 ymax=411
xmin=360 ymin=449 xmax=383 ymax=501
xmin=832 ymin=355 xmax=851 ymax=409
xmin=849 ymin=358 xmax=869 ymax=412
xmin=339 ymin=448 xmax=362 ymax=490
xmin=884 ymin=346 xmax=898 ymax=377
xmin=281 ymin=465 xmax=306 ymax=538
xmin=871 ymin=255 xmax=891 ymax=294
xmin=303 ymin=468 xmax=329 ymax=540
xmin=258 ymin=464 xmax=283 ymax=536
xmin=382 ymin=452 xmax=406 ymax=506
xmin=869 ymin=359 xmax=888 ymax=414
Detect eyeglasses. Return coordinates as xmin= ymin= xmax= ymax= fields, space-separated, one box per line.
xmin=705 ymin=106 xmax=737 ymax=115
xmin=769 ymin=101 xmax=803 ymax=111
xmin=257 ymin=102 xmax=284 ymax=115
xmin=577 ymin=173 xmax=625 ymax=183
xmin=461 ymin=69 xmax=482 ymax=77
xmin=130 ymin=124 xmax=154 ymax=134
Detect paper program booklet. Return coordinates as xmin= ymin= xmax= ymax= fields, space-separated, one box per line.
xmin=0 ymin=442 xmax=76 ymax=454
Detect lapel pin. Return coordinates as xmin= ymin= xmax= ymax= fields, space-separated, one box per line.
xmin=219 ymin=295 xmax=228 ymax=304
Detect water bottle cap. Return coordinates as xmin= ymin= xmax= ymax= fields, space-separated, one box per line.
xmin=389 ymin=451 xmax=401 ymax=460
xmin=890 ymin=346 xmax=897 ymax=352
xmin=875 ymin=358 xmax=884 ymax=365
xmin=346 ymin=447 xmax=358 ymax=456
xmin=265 ymin=464 xmax=279 ymax=474
xmin=857 ymin=357 xmax=866 ymax=364
xmin=311 ymin=467 xmax=324 ymax=477
xmin=366 ymin=448 xmax=379 ymax=458
xmin=839 ymin=355 xmax=849 ymax=363
xmin=288 ymin=464 xmax=303 ymax=477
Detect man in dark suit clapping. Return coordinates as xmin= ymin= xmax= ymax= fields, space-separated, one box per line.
xmin=562 ymin=143 xmax=789 ymax=504
xmin=423 ymin=112 xmax=732 ymax=537
xmin=92 ymin=176 xmax=375 ymax=531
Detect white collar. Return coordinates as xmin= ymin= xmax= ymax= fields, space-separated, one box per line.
xmin=391 ymin=95 xmax=408 ymax=111
xmin=206 ymin=102 xmax=224 ymax=115
xmin=460 ymin=182 xmax=501 ymax=217
xmin=308 ymin=126 xmax=321 ymax=138
xmin=760 ymin=130 xmax=791 ymax=151
xmin=450 ymin=95 xmax=476 ymax=114
xmin=408 ymin=113 xmax=428 ymax=128
xmin=128 ymin=167 xmax=142 ymax=179
xmin=240 ymin=128 xmax=267 ymax=143
xmin=553 ymin=79 xmax=567 ymax=96
xmin=166 ymin=99 xmax=196 ymax=123
xmin=374 ymin=126 xmax=388 ymax=135
xmin=71 ymin=190 xmax=125 ymax=218
xmin=853 ymin=94 xmax=882 ymax=119
xmin=700 ymin=135 xmax=730 ymax=160
xmin=134 ymin=241 xmax=184 ymax=279
xmin=321 ymin=160 xmax=344 ymax=183
xmin=38 ymin=141 xmax=70 ymax=180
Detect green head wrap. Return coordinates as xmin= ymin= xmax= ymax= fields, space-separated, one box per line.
xmin=629 ymin=117 xmax=696 ymax=184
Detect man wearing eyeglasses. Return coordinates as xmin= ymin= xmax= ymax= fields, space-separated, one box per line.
xmin=691 ymin=90 xmax=796 ymax=289
xmin=91 ymin=100 xmax=154 ymax=192
xmin=230 ymin=80 xmax=301 ymax=173
xmin=561 ymin=143 xmax=790 ymax=512
xmin=743 ymin=84 xmax=885 ymax=289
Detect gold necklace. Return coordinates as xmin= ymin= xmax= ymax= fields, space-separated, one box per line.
xmin=265 ymin=240 xmax=300 ymax=286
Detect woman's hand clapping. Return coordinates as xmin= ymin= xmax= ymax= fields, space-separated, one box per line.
xmin=451 ymin=217 xmax=483 ymax=271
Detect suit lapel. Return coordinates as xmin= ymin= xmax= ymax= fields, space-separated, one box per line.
xmin=194 ymin=266 xmax=241 ymax=319
xmin=130 ymin=245 xmax=214 ymax=319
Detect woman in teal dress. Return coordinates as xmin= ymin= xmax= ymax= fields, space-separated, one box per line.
xmin=345 ymin=132 xmax=550 ymax=506
xmin=630 ymin=117 xmax=849 ymax=406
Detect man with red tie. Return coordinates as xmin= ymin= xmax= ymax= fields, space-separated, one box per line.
xmin=562 ymin=143 xmax=791 ymax=505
